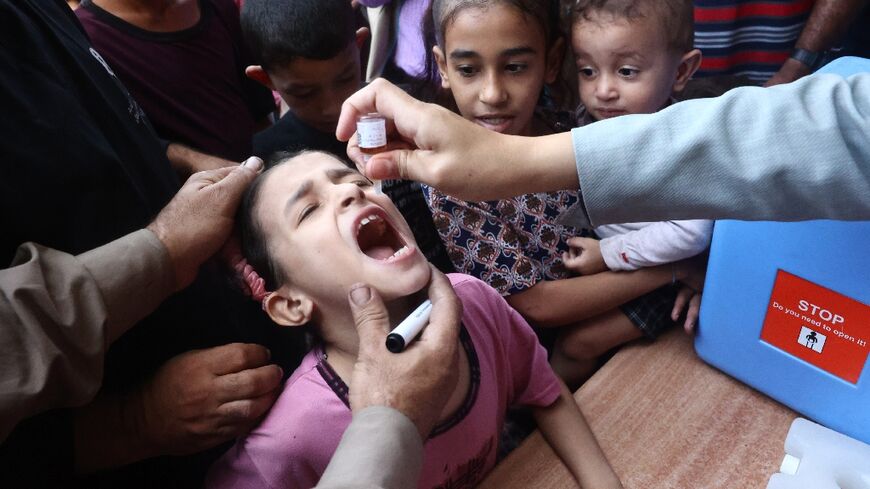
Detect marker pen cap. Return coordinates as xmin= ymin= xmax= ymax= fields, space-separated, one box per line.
xmin=386 ymin=333 xmax=406 ymax=353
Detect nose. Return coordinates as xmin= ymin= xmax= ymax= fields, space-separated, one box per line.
xmin=594 ymin=73 xmax=618 ymax=101
xmin=479 ymin=71 xmax=508 ymax=106
xmin=336 ymin=181 xmax=366 ymax=210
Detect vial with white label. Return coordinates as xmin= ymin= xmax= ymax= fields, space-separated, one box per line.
xmin=356 ymin=113 xmax=387 ymax=194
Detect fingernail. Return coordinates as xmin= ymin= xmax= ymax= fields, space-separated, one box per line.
xmin=349 ymin=284 xmax=371 ymax=305
xmin=265 ymin=348 xmax=271 ymax=359
xmin=242 ymin=156 xmax=264 ymax=171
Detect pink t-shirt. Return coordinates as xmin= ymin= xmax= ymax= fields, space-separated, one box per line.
xmin=206 ymin=274 xmax=561 ymax=489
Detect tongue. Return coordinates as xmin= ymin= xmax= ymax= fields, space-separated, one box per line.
xmin=365 ymin=245 xmax=395 ymax=260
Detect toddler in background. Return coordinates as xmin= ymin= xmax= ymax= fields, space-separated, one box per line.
xmin=559 ymin=0 xmax=713 ymax=372
xmin=206 ymin=151 xmax=622 ymax=489
xmin=423 ymin=0 xmax=702 ymax=388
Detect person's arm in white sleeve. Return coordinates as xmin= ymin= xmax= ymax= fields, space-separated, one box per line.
xmin=598 ymin=220 xmax=713 ymax=271
xmin=338 ymin=74 xmax=870 ymax=223
xmin=566 ymin=73 xmax=870 ymax=227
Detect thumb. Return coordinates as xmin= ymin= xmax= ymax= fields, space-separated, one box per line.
xmin=348 ymin=284 xmax=391 ymax=350
xmin=367 ymin=148 xmax=430 ymax=182
xmin=211 ymin=157 xmax=263 ymax=202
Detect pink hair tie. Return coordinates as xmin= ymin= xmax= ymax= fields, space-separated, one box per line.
xmin=221 ymin=237 xmax=273 ymax=309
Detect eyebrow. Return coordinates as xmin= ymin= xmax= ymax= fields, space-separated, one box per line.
xmin=612 ymin=50 xmax=645 ymax=61
xmin=284 ymin=180 xmax=313 ymax=218
xmin=502 ymin=46 xmax=536 ymax=57
xmin=283 ymin=167 xmax=360 ymax=217
xmin=449 ymin=46 xmax=537 ymax=60
xmin=326 ymin=167 xmax=357 ymax=181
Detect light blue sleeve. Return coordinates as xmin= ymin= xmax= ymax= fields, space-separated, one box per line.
xmin=564 ymin=72 xmax=870 ymax=227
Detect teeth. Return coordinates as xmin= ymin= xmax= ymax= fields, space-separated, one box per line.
xmin=390 ymin=246 xmax=408 ymax=258
xmin=358 ymin=214 xmax=381 ymax=230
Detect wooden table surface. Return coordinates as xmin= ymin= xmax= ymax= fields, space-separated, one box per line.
xmin=479 ymin=330 xmax=797 ymax=489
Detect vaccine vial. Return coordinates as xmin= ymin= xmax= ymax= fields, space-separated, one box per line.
xmin=356 ymin=113 xmax=387 ymax=194
xmin=357 ymin=113 xmax=387 ymax=155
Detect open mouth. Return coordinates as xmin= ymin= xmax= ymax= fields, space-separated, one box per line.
xmin=475 ymin=115 xmax=514 ymax=132
xmin=355 ymin=212 xmax=411 ymax=261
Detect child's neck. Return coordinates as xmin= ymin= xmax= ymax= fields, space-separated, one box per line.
xmin=320 ymin=288 xmax=428 ymax=376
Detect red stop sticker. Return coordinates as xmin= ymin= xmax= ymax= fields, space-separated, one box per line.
xmin=760 ymin=270 xmax=870 ymax=384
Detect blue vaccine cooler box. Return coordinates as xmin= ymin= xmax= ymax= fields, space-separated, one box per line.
xmin=694 ymin=57 xmax=870 ymax=444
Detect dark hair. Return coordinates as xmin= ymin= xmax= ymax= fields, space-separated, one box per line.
xmin=417 ymin=0 xmax=562 ymax=103
xmin=241 ymin=0 xmax=357 ymax=71
xmin=237 ymin=150 xmax=307 ymax=291
xmin=564 ymin=0 xmax=695 ymax=52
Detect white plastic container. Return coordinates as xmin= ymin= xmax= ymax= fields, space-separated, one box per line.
xmin=768 ymin=418 xmax=870 ymax=489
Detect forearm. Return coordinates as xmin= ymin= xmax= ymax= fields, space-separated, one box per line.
xmin=487 ymin=132 xmax=578 ymax=200
xmin=166 ymin=143 xmax=235 ymax=176
xmin=795 ymin=0 xmax=867 ymax=53
xmin=534 ymin=382 xmax=621 ymax=489
xmin=507 ymin=266 xmax=675 ymax=327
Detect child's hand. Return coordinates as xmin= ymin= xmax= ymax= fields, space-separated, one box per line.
xmin=672 ymin=285 xmax=702 ymax=334
xmin=561 ymin=237 xmax=608 ymax=275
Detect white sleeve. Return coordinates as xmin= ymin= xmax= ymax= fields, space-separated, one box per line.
xmin=599 ymin=220 xmax=713 ymax=271
xmin=565 ymin=72 xmax=870 ymax=227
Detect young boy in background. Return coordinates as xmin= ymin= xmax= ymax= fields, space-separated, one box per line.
xmin=241 ymin=0 xmax=365 ymax=159
xmin=241 ymin=0 xmax=453 ymax=272
xmin=556 ymin=0 xmax=713 ymax=384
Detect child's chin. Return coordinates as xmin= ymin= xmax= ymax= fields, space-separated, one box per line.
xmin=378 ymin=264 xmax=432 ymax=301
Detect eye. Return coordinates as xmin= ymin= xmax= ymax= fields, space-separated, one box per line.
xmin=505 ymin=63 xmax=527 ymax=74
xmin=299 ymin=203 xmax=318 ymax=223
xmin=285 ymin=89 xmax=315 ymax=99
xmin=456 ymin=64 xmax=477 ymax=77
xmin=617 ymin=66 xmax=639 ymax=78
xmin=336 ymin=73 xmax=356 ymax=85
xmin=354 ymin=179 xmax=372 ymax=187
xmin=577 ymin=66 xmax=596 ymax=78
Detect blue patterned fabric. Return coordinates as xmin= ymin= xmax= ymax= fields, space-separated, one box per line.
xmin=423 ymin=186 xmax=591 ymax=296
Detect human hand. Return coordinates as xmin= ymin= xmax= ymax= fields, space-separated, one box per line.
xmin=337 ymin=79 xmax=576 ymax=201
xmin=764 ymin=58 xmax=812 ymax=87
xmin=135 ymin=343 xmax=282 ymax=456
xmin=561 ymin=237 xmax=607 ymax=275
xmin=147 ymin=157 xmax=263 ymax=291
xmin=346 ymin=265 xmax=462 ymax=439
xmin=672 ymin=285 xmax=703 ymax=334
xmin=672 ymin=253 xmax=708 ymax=292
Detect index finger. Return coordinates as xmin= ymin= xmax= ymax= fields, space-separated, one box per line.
xmin=208 ymin=342 xmax=273 ymax=375
xmin=336 ymin=79 xmax=415 ymax=142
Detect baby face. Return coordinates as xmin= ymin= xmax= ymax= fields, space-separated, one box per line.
xmin=255 ymin=153 xmax=431 ymax=304
xmin=571 ymin=12 xmax=683 ymax=120
xmin=435 ymin=4 xmax=557 ymax=136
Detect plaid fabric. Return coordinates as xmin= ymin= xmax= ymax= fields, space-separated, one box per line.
xmin=619 ymin=284 xmax=680 ymax=339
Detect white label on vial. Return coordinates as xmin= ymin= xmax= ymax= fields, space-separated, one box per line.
xmin=357 ymin=118 xmax=387 ymax=148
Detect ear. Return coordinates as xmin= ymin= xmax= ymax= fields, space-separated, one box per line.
xmin=672 ymin=49 xmax=702 ymax=93
xmin=245 ymin=65 xmax=274 ymax=90
xmin=264 ymin=288 xmax=316 ymax=327
xmin=544 ymin=37 xmax=566 ymax=84
xmin=355 ymin=27 xmax=370 ymax=48
xmin=433 ymin=45 xmax=450 ymax=89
